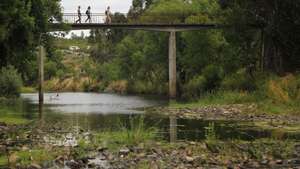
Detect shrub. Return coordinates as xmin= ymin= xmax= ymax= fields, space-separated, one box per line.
xmin=202 ymin=65 xmax=223 ymax=91
xmin=199 ymin=90 xmax=258 ymax=105
xmin=182 ymin=65 xmax=223 ymax=100
xmin=105 ymin=80 xmax=128 ymax=94
xmin=56 ymin=69 xmax=65 ymax=79
xmin=82 ymin=80 xmax=92 ymax=92
xmin=297 ymin=74 xmax=300 ymax=99
xmin=266 ymin=74 xmax=300 ymax=103
xmin=97 ymin=61 xmax=121 ymax=83
xmin=128 ymin=80 xmax=152 ymax=94
xmin=0 ymin=66 xmax=23 ymax=97
xmin=44 ymin=60 xmax=58 ymax=80
xmin=221 ymin=69 xmax=256 ymax=91
xmin=182 ymin=75 xmax=207 ymax=100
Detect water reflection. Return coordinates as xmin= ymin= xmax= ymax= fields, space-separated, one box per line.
xmin=38 ymin=101 xmax=44 ymax=128
xmin=1 ymin=92 xmax=299 ymax=142
xmin=169 ymin=116 xmax=177 ymax=142
xmin=22 ymin=92 xmax=161 ymax=114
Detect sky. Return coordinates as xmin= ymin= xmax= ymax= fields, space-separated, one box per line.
xmin=60 ymin=0 xmax=132 ymax=38
xmin=61 ymin=0 xmax=132 ymax=13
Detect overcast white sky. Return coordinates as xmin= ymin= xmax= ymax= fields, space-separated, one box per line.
xmin=61 ymin=0 xmax=132 ymax=13
xmin=60 ymin=0 xmax=132 ymax=38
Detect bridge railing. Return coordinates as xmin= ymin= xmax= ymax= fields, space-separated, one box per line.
xmin=61 ymin=13 xmax=107 ymax=23
xmin=58 ymin=13 xmax=207 ymax=24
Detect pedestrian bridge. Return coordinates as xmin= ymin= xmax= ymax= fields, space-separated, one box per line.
xmin=47 ymin=13 xmax=241 ymax=99
xmin=50 ymin=13 xmax=222 ymax=31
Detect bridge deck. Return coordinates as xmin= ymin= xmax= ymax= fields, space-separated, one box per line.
xmin=49 ymin=13 xmax=225 ymax=31
xmin=50 ymin=23 xmax=223 ymax=31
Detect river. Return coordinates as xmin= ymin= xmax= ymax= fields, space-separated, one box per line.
xmin=1 ymin=92 xmax=299 ymax=141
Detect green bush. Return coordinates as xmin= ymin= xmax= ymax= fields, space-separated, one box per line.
xmin=45 ymin=60 xmax=58 ymax=80
xmin=128 ymin=80 xmax=151 ymax=94
xmin=82 ymin=80 xmax=92 ymax=92
xmin=182 ymin=65 xmax=223 ymax=100
xmin=221 ymin=69 xmax=256 ymax=91
xmin=182 ymin=75 xmax=207 ymax=99
xmin=97 ymin=60 xmax=121 ymax=83
xmin=0 ymin=66 xmax=23 ymax=97
xmin=56 ymin=69 xmax=65 ymax=79
xmin=297 ymin=74 xmax=300 ymax=100
xmin=264 ymin=74 xmax=300 ymax=103
xmin=202 ymin=65 xmax=224 ymax=91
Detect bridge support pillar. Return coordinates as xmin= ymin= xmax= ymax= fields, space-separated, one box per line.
xmin=38 ymin=46 xmax=45 ymax=103
xmin=169 ymin=31 xmax=176 ymax=99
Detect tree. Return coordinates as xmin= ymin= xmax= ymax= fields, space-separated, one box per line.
xmin=223 ymin=0 xmax=300 ymax=73
xmin=0 ymin=0 xmax=61 ymax=84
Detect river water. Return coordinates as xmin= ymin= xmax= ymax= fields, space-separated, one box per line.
xmin=2 ymin=92 xmax=300 ymax=141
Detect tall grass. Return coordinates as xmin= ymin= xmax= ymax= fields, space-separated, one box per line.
xmin=0 ymin=100 xmax=30 ymax=125
xmin=171 ymin=73 xmax=300 ymax=115
xmin=93 ymin=116 xmax=158 ymax=149
xmin=171 ymin=90 xmax=258 ymax=108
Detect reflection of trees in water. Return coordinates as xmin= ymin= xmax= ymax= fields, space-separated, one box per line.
xmin=169 ymin=116 xmax=177 ymax=142
xmin=38 ymin=102 xmax=44 ymax=128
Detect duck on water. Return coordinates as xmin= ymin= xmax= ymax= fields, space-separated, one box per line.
xmin=50 ymin=93 xmax=60 ymax=100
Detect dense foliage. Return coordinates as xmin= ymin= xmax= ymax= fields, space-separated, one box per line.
xmin=86 ymin=0 xmax=300 ymax=98
xmin=0 ymin=66 xmax=23 ymax=97
xmin=1 ymin=0 xmax=299 ymax=99
xmin=222 ymin=0 xmax=300 ymax=73
xmin=0 ymin=0 xmax=61 ymax=85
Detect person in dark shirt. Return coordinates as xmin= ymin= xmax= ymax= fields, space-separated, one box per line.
xmin=85 ymin=6 xmax=91 ymax=23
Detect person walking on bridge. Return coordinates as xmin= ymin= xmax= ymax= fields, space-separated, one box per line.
xmin=85 ymin=6 xmax=91 ymax=23
xmin=105 ymin=6 xmax=112 ymax=24
xmin=75 ymin=6 xmax=82 ymax=23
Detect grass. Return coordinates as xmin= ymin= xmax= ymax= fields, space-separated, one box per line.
xmin=170 ymin=91 xmax=258 ymax=108
xmin=0 ymin=155 xmax=8 ymax=166
xmin=0 ymin=116 xmax=30 ymax=125
xmin=10 ymin=148 xmax=62 ymax=166
xmin=0 ymin=105 xmax=30 ymax=125
xmin=94 ymin=130 xmax=157 ymax=150
xmin=20 ymin=87 xmax=36 ymax=93
xmin=73 ymin=116 xmax=158 ymax=155
xmin=71 ymin=116 xmax=158 ymax=159
xmin=257 ymin=100 xmax=300 ymax=115
xmin=17 ymin=149 xmax=49 ymax=166
xmin=132 ymin=160 xmax=166 ymax=169
xmin=133 ymin=161 xmax=151 ymax=169
xmin=253 ymin=121 xmax=300 ymax=132
xmin=170 ymin=90 xmax=300 ymax=115
xmin=54 ymin=38 xmax=90 ymax=51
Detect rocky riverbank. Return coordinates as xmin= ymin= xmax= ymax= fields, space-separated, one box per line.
xmin=58 ymin=141 xmax=300 ymax=169
xmin=1 ymin=121 xmax=300 ymax=169
xmin=147 ymin=104 xmax=300 ymax=123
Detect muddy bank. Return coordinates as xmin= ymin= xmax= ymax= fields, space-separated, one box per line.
xmin=51 ymin=141 xmax=300 ymax=169
xmin=1 ymin=121 xmax=300 ymax=169
xmin=147 ymin=104 xmax=300 ymax=123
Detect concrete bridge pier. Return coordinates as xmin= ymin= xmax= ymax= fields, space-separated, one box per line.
xmin=38 ymin=45 xmax=45 ymax=103
xmin=169 ymin=31 xmax=177 ymax=99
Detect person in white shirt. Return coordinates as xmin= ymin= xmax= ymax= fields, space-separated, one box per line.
xmin=105 ymin=6 xmax=112 ymax=24
xmin=75 ymin=6 xmax=82 ymax=23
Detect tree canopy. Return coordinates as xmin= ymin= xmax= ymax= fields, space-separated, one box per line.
xmin=89 ymin=0 xmax=300 ymax=97
xmin=0 ymin=0 xmax=61 ymax=82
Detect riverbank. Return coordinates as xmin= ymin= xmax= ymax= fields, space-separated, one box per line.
xmin=1 ymin=120 xmax=300 ymax=169
xmin=147 ymin=87 xmax=300 ymax=122
xmin=149 ymin=103 xmax=300 ymax=122
xmin=1 ymin=92 xmax=300 ymax=168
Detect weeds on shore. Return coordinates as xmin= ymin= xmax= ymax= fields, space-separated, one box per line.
xmin=170 ymin=74 xmax=300 ymax=115
xmin=93 ymin=116 xmax=158 ymax=150
xmin=0 ymin=100 xmax=31 ymax=125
